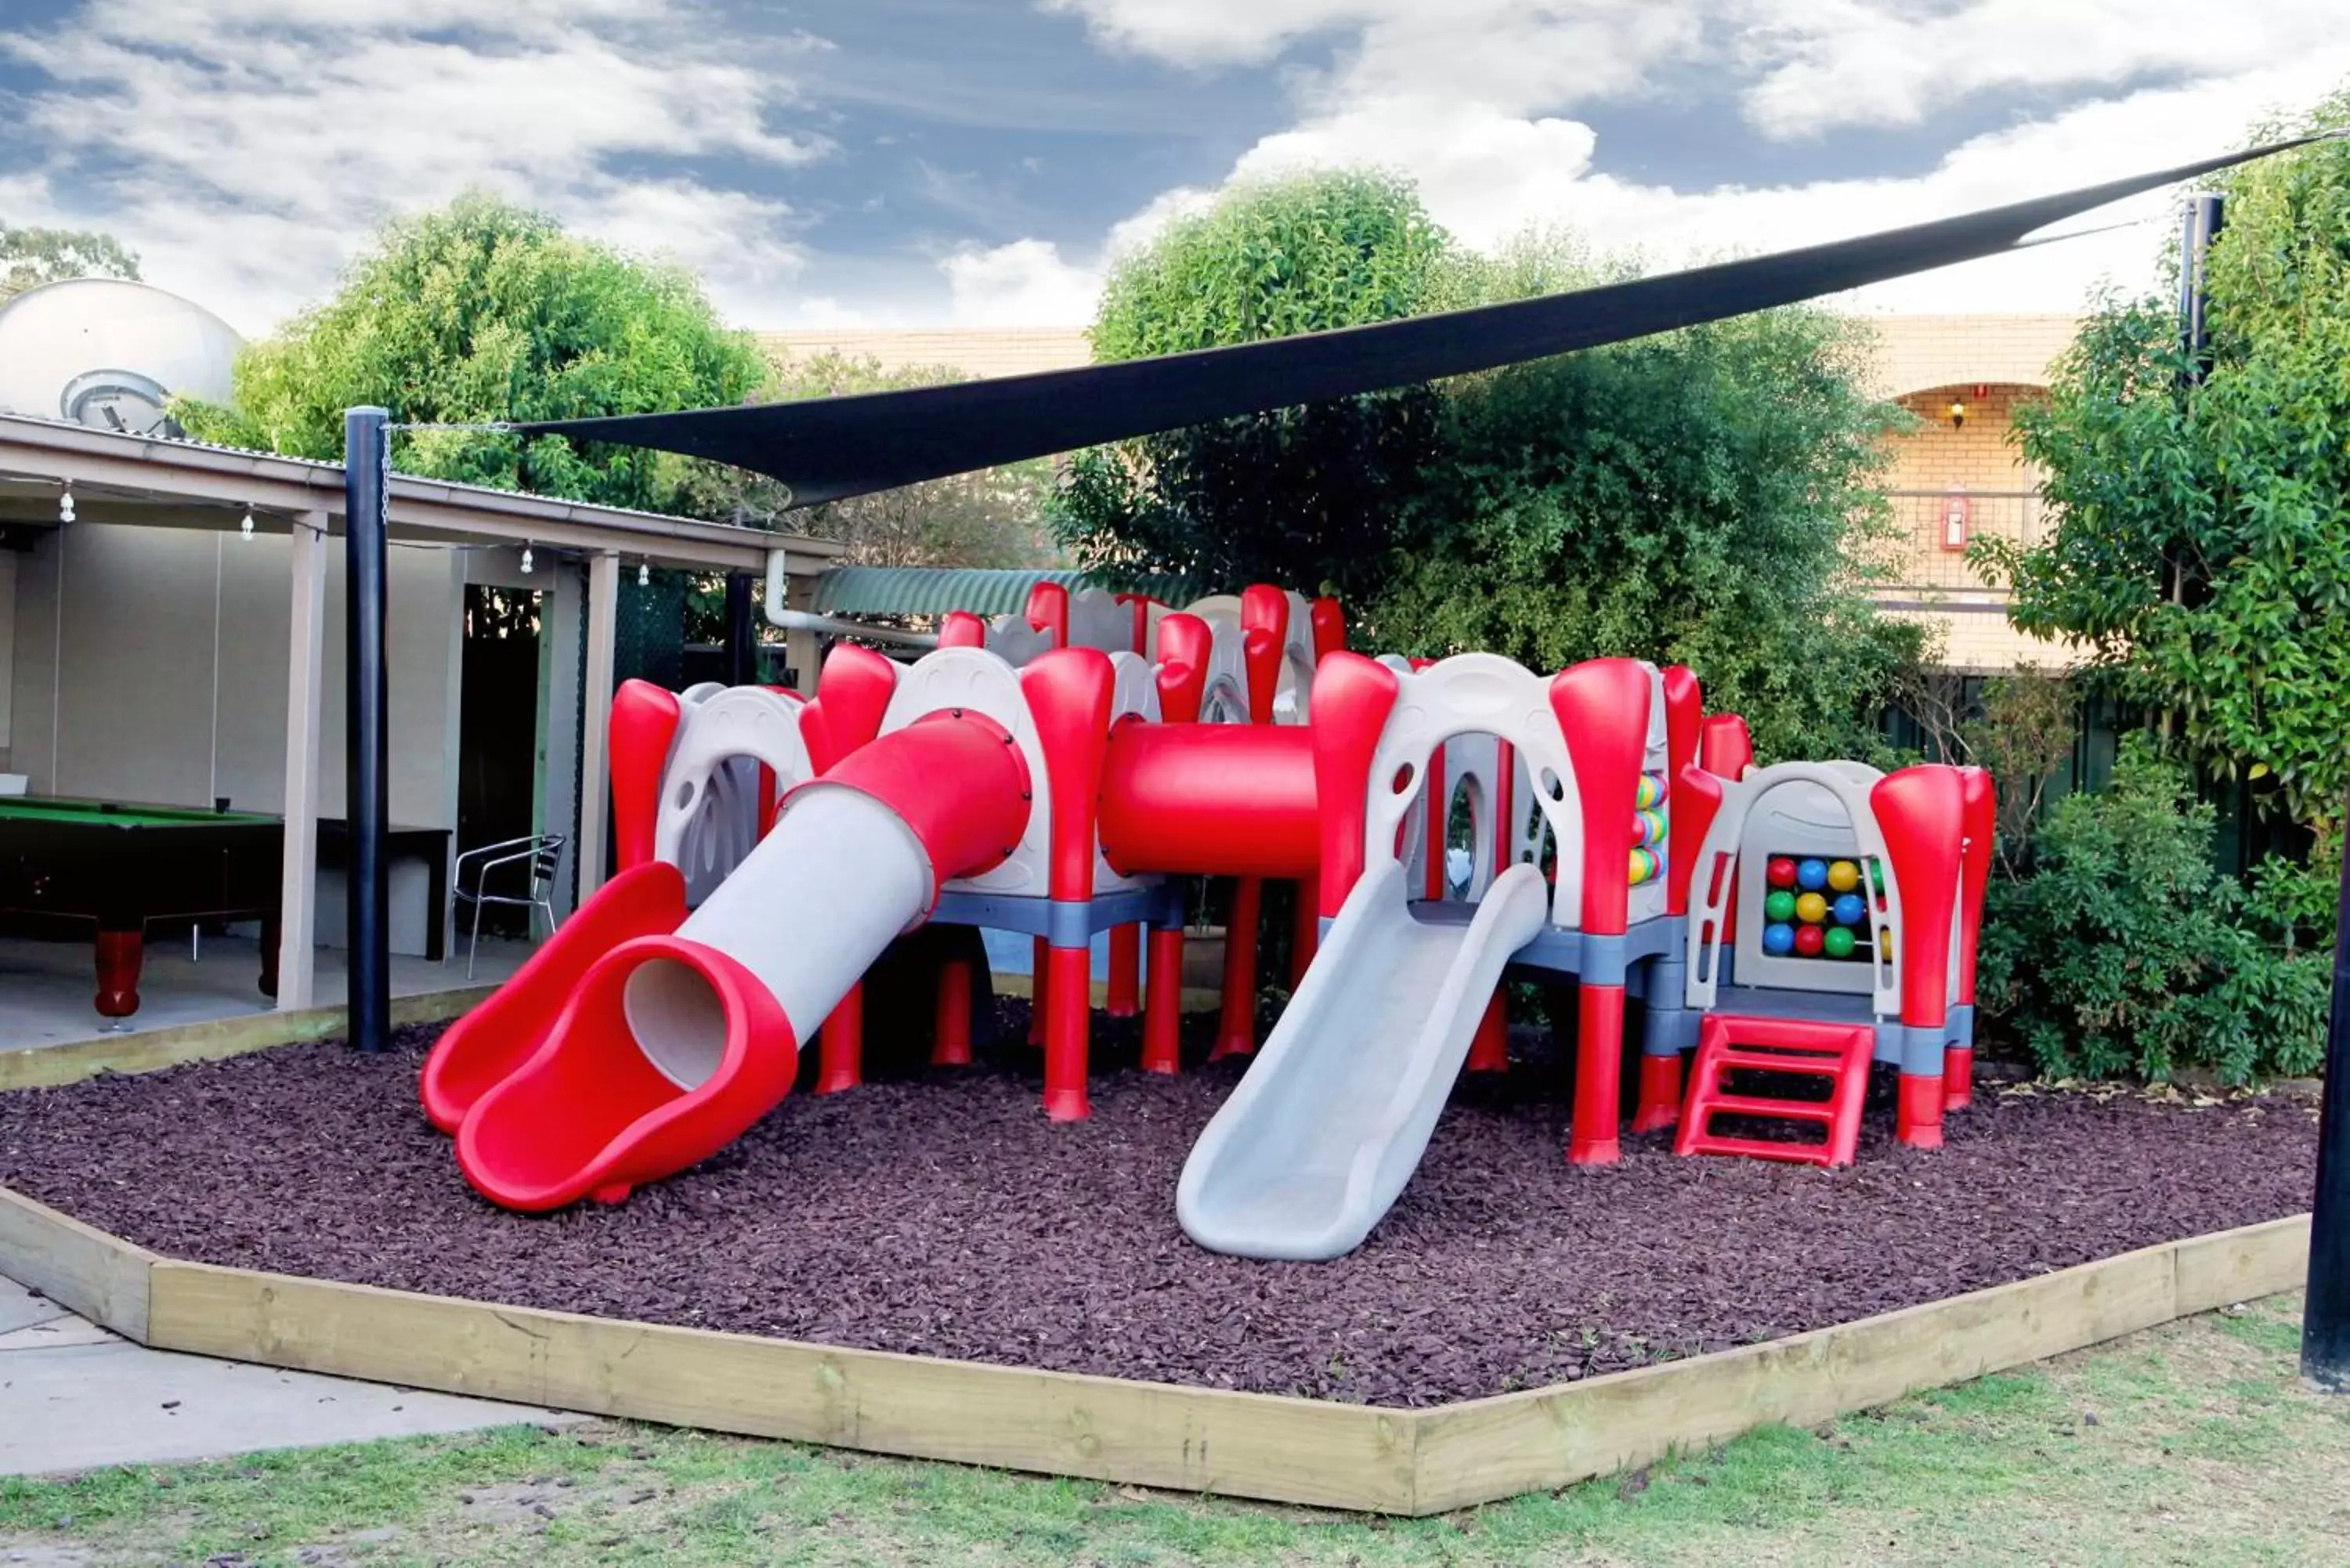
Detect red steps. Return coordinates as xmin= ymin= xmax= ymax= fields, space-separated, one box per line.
xmin=1674 ymin=1014 xmax=1876 ymax=1168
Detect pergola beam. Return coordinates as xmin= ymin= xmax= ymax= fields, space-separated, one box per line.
xmin=0 ymin=414 xmax=841 ymax=575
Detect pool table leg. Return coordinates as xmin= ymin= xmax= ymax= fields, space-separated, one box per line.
xmin=258 ymin=913 xmax=281 ymax=999
xmin=94 ymin=928 xmax=143 ymax=1020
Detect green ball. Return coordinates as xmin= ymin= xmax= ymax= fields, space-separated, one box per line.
xmin=1823 ymin=927 xmax=1856 ymax=959
xmin=1764 ymin=890 xmax=1797 ymax=923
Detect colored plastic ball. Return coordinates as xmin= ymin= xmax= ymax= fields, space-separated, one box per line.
xmin=1828 ymin=859 xmax=1860 ymax=892
xmin=1794 ymin=892 xmax=1828 ymax=925
xmin=1794 ymin=924 xmax=1826 ymax=956
xmin=1766 ymin=857 xmax=1798 ymax=887
xmin=1636 ymin=807 xmax=1668 ymax=846
xmin=1823 ymin=926 xmax=1856 ymax=959
xmin=1796 ymin=858 xmax=1829 ymax=891
xmin=1762 ymin=923 xmax=1796 ymax=956
xmin=1879 ymin=928 xmax=1895 ymax=959
xmin=1764 ymin=889 xmax=1797 ymax=923
xmin=1635 ymin=774 xmax=1664 ymax=809
xmin=1831 ymin=892 xmax=1867 ymax=926
xmin=1629 ymin=847 xmax=1660 ymax=884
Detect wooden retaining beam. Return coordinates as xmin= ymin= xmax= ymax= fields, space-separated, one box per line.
xmin=0 ymin=1182 xmax=2311 ymax=1514
xmin=0 ymin=1187 xmax=154 ymax=1342
xmin=143 ymin=1262 xmax=1414 ymax=1512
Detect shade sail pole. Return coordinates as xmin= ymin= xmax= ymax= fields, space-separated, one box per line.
xmin=342 ymin=406 xmax=392 ymax=1053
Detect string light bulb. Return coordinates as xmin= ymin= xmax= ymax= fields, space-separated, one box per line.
xmin=58 ymin=483 xmax=74 ymax=524
xmin=638 ymin=561 xmax=650 ymax=587
xmin=240 ymin=510 xmax=255 ymax=540
xmin=519 ymin=545 xmax=534 ymax=575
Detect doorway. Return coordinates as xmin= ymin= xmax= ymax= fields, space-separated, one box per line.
xmin=457 ymin=585 xmax=545 ymax=937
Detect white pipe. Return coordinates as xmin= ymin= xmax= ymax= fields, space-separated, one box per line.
xmin=767 ymin=607 xmax=939 ymax=649
xmin=764 ymin=547 xmax=790 ymax=623
xmin=764 ymin=548 xmax=942 ymax=648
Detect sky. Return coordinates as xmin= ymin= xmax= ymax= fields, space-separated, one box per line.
xmin=2 ymin=0 xmax=2347 ymax=339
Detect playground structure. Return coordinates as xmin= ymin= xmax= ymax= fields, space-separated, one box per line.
xmin=421 ymin=581 xmax=1990 ymax=1257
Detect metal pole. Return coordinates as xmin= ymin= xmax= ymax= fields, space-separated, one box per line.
xmin=342 ymin=407 xmax=392 ymax=1053
xmin=2303 ymin=797 xmax=2350 ymax=1390
xmin=723 ymin=570 xmax=755 ymax=686
xmin=2177 ymin=192 xmax=2224 ymax=371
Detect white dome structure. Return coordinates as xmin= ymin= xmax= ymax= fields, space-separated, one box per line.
xmin=0 ymin=278 xmax=242 ymax=436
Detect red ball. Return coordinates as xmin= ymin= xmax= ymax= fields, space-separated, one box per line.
xmin=1766 ymin=856 xmax=1799 ymax=888
xmin=1793 ymin=924 xmax=1827 ymax=956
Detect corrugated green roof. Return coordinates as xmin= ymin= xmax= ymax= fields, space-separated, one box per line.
xmin=809 ymin=566 xmax=1201 ymax=617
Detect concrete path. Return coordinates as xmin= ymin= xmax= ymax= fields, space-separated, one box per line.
xmin=0 ymin=934 xmax=534 ymax=1053
xmin=0 ymin=1274 xmax=582 ymax=1476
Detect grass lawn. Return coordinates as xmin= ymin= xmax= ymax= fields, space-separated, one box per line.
xmin=4 ymin=1293 xmax=2346 ymax=1566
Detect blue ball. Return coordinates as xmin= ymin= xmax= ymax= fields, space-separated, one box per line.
xmin=1762 ymin=922 xmax=1797 ymax=956
xmin=1796 ymin=858 xmax=1830 ymax=891
xmin=1832 ymin=892 xmax=1867 ymax=927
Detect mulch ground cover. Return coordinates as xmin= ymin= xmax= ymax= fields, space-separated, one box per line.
xmin=0 ymin=1003 xmax=2318 ymax=1406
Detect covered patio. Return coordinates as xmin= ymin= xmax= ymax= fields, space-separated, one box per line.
xmin=0 ymin=412 xmax=839 ymax=1052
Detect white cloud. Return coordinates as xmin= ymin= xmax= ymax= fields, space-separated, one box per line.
xmin=940 ymin=238 xmax=1104 ymax=327
xmin=2 ymin=0 xmax=830 ymax=332
xmin=1032 ymin=1 xmax=2350 ymax=319
xmin=1737 ymin=0 xmax=2350 ymax=137
xmin=1049 ymin=0 xmax=2350 ymax=139
xmin=1103 ymin=186 xmax=1218 ymax=258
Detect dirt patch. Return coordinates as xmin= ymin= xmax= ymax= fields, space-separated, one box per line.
xmin=0 ymin=1007 xmax=2317 ymax=1405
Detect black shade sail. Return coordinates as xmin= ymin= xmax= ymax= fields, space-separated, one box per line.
xmin=519 ymin=137 xmax=2326 ymax=508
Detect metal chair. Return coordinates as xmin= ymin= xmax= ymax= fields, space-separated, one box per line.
xmin=450 ymin=834 xmax=566 ymax=978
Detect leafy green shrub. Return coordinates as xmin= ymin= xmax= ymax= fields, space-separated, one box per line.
xmin=1978 ymin=739 xmax=2329 ymax=1083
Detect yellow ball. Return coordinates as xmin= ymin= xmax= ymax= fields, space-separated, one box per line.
xmin=1828 ymin=859 xmax=1860 ymax=892
xmin=1635 ymin=774 xmax=1665 ymax=809
xmin=1879 ymin=928 xmax=1895 ymax=959
xmin=1795 ymin=892 xmax=1828 ymax=924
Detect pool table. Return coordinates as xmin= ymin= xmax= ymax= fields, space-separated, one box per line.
xmin=0 ymin=797 xmax=284 ymax=1021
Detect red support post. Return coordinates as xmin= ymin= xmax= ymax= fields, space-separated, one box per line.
xmin=1143 ymin=926 xmax=1185 ymax=1074
xmin=1551 ymin=659 xmax=1654 ymax=1165
xmin=1107 ymin=924 xmax=1141 ymax=1017
xmin=817 ymin=983 xmax=864 ymax=1095
xmin=932 ymin=956 xmax=974 ymax=1068
xmin=1468 ymin=988 xmax=1509 ymax=1073
xmin=1214 ymin=876 xmax=1262 ymax=1060
xmin=1570 ymin=985 xmax=1627 ymax=1165
xmin=1021 ymin=649 xmax=1116 ymax=1118
xmin=1872 ymin=764 xmax=1969 ymax=1150
xmin=1632 ymin=1051 xmax=1682 ymax=1133
xmin=1043 ymin=944 xmax=1094 ymax=1120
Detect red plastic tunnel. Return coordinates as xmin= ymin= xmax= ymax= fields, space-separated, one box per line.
xmin=1098 ymin=720 xmax=1320 ymax=880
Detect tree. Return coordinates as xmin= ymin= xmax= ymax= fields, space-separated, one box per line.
xmin=176 ymin=193 xmax=766 ymax=516
xmin=1047 ymin=170 xmax=1454 ymax=602
xmin=0 ymin=223 xmax=141 ymax=300
xmin=1987 ymin=88 xmax=2350 ymax=836
xmin=1372 ymin=250 xmax=1922 ymax=763
xmin=679 ymin=352 xmax=1050 ymax=569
